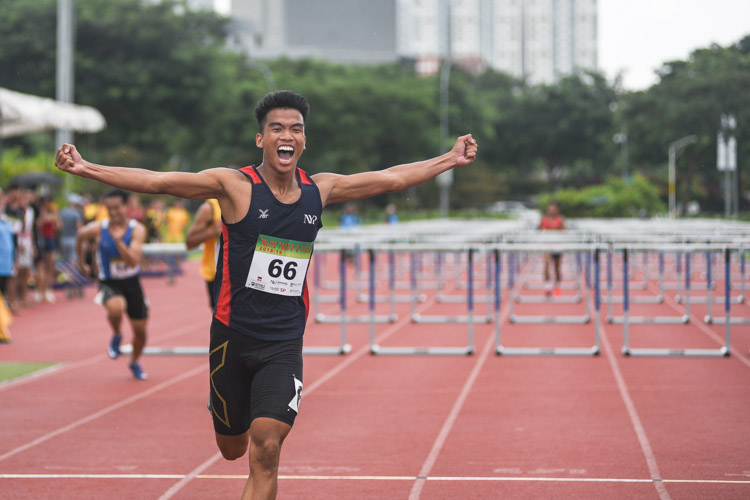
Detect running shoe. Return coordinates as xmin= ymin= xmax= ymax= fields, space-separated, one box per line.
xmin=129 ymin=362 xmax=148 ymax=380
xmin=107 ymin=334 xmax=122 ymax=359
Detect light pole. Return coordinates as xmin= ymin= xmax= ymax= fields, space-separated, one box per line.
xmin=668 ymin=135 xmax=697 ymax=218
xmin=437 ymin=59 xmax=453 ymax=218
xmin=613 ymin=131 xmax=628 ymax=179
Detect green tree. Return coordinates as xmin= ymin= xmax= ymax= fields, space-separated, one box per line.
xmin=622 ymin=37 xmax=750 ymax=212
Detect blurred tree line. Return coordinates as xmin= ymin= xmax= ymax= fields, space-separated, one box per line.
xmin=1 ymin=0 xmax=748 ymax=217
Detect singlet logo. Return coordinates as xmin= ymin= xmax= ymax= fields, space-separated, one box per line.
xmin=303 ymin=214 xmax=318 ymax=225
xmin=258 ymin=209 xmax=269 ymax=219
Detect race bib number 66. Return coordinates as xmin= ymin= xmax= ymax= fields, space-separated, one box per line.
xmin=246 ymin=234 xmax=313 ymax=296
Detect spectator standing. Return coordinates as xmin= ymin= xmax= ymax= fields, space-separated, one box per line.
xmin=60 ymin=194 xmax=84 ymax=264
xmin=164 ymin=199 xmax=189 ymax=243
xmin=0 ymin=188 xmax=15 ymax=342
xmin=36 ymin=197 xmax=61 ymax=303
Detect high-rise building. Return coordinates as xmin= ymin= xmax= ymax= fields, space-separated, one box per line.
xmin=228 ymin=0 xmax=597 ymax=83
xmin=484 ymin=0 xmax=598 ymax=83
xmin=230 ymin=0 xmax=397 ymax=64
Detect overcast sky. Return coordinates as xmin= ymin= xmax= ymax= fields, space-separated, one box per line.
xmin=599 ymin=0 xmax=750 ymax=90
xmin=215 ymin=0 xmax=750 ymax=91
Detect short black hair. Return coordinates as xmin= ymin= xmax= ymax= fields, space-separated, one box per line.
xmin=103 ymin=188 xmax=129 ymax=204
xmin=254 ymin=90 xmax=310 ymax=132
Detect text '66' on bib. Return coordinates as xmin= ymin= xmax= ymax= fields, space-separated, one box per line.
xmin=246 ymin=234 xmax=313 ymax=296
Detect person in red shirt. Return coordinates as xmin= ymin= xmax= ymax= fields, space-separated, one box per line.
xmin=538 ymin=201 xmax=566 ymax=295
xmin=36 ymin=198 xmax=61 ymax=303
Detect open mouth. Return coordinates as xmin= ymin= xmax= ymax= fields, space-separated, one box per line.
xmin=278 ymin=145 xmax=294 ymax=163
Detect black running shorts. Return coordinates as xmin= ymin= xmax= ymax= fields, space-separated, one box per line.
xmin=98 ymin=276 xmax=149 ymax=320
xmin=209 ymin=318 xmax=303 ymax=436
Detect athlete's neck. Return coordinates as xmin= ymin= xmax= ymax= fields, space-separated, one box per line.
xmin=256 ymin=163 xmax=301 ymax=202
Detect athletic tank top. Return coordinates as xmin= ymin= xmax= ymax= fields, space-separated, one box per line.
xmin=97 ymin=219 xmax=140 ymax=280
xmin=199 ymin=198 xmax=221 ymax=282
xmin=213 ymin=165 xmax=323 ymax=341
xmin=539 ymin=215 xmax=564 ymax=230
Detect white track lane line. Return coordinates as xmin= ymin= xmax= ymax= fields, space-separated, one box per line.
xmin=0 ymin=364 xmax=205 ymax=463
xmin=156 ymin=293 xmax=440 ymax=499
xmin=0 ymin=321 xmax=206 ymax=393
xmin=598 ymin=312 xmax=672 ymax=500
xmin=157 ymin=451 xmax=224 ymax=500
xmin=4 ymin=473 xmax=749 ymax=484
xmin=408 ymin=306 xmax=506 ymax=500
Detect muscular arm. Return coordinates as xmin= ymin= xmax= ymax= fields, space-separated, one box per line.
xmin=185 ymin=202 xmax=220 ymax=250
xmin=55 ymin=144 xmax=233 ymax=201
xmin=313 ymin=134 xmax=477 ymax=207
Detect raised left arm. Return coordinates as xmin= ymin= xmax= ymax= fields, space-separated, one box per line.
xmin=314 ymin=134 xmax=477 ymax=207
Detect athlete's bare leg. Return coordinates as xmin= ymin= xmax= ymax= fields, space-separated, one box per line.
xmin=129 ymin=318 xmax=147 ymax=364
xmin=104 ymin=295 xmax=125 ymax=337
xmin=543 ymin=255 xmax=552 ymax=282
xmin=553 ymin=255 xmax=562 ymax=284
xmin=215 ymin=417 xmax=291 ymax=499
xmin=243 ymin=418 xmax=291 ymax=500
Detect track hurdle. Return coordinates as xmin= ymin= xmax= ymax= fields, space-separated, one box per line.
xmin=508 ymin=244 xmax=591 ymax=324
xmin=496 ymin=246 xmax=601 ymax=356
xmin=513 ymin=252 xmax=584 ymax=304
xmin=372 ymin=246 xmax=483 ymax=355
xmin=315 ymin=248 xmax=396 ymax=325
xmin=704 ymin=248 xmax=750 ymax=325
xmin=621 ymin=246 xmax=729 ymax=357
xmin=609 ymin=248 xmax=689 ymax=325
xmin=604 ymin=250 xmax=665 ymax=308
xmin=141 ymin=242 xmax=188 ymax=284
xmin=679 ymin=250 xmax=745 ymax=307
xmin=357 ymin=250 xmax=427 ymax=307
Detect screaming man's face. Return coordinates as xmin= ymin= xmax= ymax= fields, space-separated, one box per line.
xmin=256 ymin=108 xmax=306 ymax=172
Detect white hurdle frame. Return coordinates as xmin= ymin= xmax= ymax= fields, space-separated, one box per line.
xmin=620 ymin=245 xmax=729 ymax=357
xmin=372 ymin=245 xmax=484 ymax=355
xmin=608 ymin=248 xmax=689 ymax=325
xmin=508 ymin=245 xmax=592 ymax=324
xmin=495 ymin=246 xmax=601 ymax=356
xmin=704 ymin=248 xmax=750 ymax=325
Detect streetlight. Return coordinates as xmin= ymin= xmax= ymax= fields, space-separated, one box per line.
xmin=668 ymin=135 xmax=697 ymax=218
xmin=437 ymin=59 xmax=453 ymax=218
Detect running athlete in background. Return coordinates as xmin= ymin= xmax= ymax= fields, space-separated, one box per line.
xmin=76 ymin=188 xmax=150 ymax=380
xmin=538 ymin=200 xmax=566 ymax=295
xmin=55 ymin=90 xmax=478 ymax=500
xmin=185 ymin=198 xmax=222 ymax=309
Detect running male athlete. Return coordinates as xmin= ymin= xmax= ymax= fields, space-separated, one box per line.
xmin=55 ymin=90 xmax=478 ymax=500
xmin=76 ymin=188 xmax=150 ymax=380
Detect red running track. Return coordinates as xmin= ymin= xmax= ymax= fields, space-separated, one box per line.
xmin=1 ymin=256 xmax=750 ymax=499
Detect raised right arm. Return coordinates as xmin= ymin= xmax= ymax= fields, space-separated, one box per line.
xmin=55 ymin=143 xmax=230 ymax=200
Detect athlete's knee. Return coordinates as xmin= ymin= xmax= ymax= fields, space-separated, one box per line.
xmin=251 ymin=434 xmax=283 ymax=471
xmin=106 ymin=296 xmax=126 ymax=315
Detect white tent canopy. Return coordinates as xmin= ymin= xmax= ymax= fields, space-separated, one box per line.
xmin=0 ymin=87 xmax=106 ymax=138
